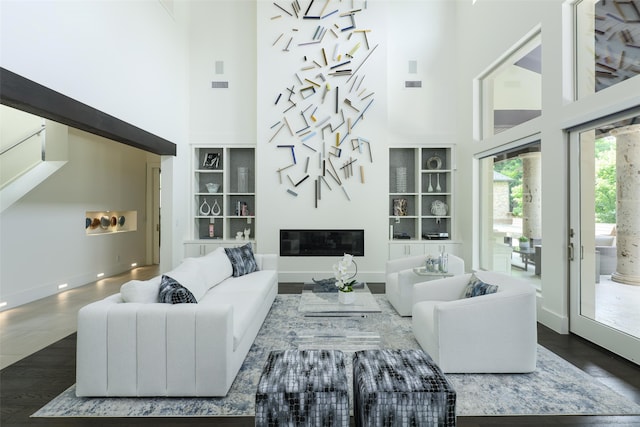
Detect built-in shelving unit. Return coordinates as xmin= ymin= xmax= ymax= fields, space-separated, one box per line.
xmin=185 ymin=145 xmax=256 ymax=257
xmin=388 ymin=146 xmax=460 ymax=259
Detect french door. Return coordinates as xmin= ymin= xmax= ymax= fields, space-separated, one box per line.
xmin=568 ymin=113 xmax=640 ymax=364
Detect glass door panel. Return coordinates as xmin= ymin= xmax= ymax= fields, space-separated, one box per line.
xmin=478 ymin=142 xmax=542 ymax=290
xmin=569 ymin=114 xmax=640 ymax=364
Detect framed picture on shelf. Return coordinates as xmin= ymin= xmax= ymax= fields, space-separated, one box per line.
xmin=203 ymin=152 xmax=220 ymax=169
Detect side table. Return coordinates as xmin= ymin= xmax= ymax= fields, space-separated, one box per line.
xmin=412 ymin=266 xmax=454 ymax=278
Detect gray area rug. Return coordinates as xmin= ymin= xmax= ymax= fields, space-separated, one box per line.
xmin=33 ymin=295 xmax=640 ymax=418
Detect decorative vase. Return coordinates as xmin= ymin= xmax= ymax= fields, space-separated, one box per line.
xmin=438 ymin=245 xmax=448 ymax=273
xmin=238 ymin=167 xmax=249 ymax=193
xmin=211 ymin=199 xmax=221 ymax=216
xmin=199 ymin=199 xmax=211 ymax=216
xmin=395 ymin=167 xmax=407 ymax=193
xmin=393 ymin=198 xmax=408 ymax=216
xmin=338 ymin=291 xmax=356 ymax=305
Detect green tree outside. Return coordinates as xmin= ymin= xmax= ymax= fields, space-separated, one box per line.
xmin=494 ymin=158 xmax=523 ymax=217
xmin=594 ymin=137 xmax=616 ymax=224
xmin=493 ymin=141 xmax=616 ymax=223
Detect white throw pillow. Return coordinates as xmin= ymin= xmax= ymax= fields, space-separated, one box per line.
xmin=121 ymin=276 xmax=161 ymax=303
xmin=166 ymin=258 xmax=208 ymax=302
xmin=198 ymin=247 xmax=234 ymax=289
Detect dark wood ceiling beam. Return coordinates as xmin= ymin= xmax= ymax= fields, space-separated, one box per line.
xmin=0 ymin=67 xmax=176 ymax=156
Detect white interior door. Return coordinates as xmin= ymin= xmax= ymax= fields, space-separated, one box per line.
xmin=146 ymin=162 xmax=161 ymax=265
xmin=152 ymin=166 xmax=161 ymax=265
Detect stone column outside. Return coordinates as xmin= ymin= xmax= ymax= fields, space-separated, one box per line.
xmin=520 ymin=152 xmax=542 ymax=241
xmin=609 ymin=124 xmax=640 ymax=286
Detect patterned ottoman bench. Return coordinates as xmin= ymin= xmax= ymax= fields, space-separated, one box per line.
xmin=255 ymin=349 xmax=349 ymax=427
xmin=353 ymin=349 xmax=456 ymax=426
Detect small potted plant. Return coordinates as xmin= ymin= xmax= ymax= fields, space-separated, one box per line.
xmin=333 ymin=253 xmax=358 ymax=304
xmin=518 ymin=236 xmax=529 ymax=249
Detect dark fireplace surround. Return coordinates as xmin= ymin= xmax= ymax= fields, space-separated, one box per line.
xmin=280 ymin=229 xmax=364 ymax=257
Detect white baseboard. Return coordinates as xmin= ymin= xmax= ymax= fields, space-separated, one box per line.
xmin=537 ymin=304 xmax=570 ymax=334
xmin=0 ymin=263 xmax=133 ymax=312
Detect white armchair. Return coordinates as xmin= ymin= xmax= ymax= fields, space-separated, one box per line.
xmin=412 ymin=270 xmax=537 ymax=373
xmin=385 ymin=253 xmax=464 ymax=316
xmin=595 ymin=235 xmax=617 ymax=276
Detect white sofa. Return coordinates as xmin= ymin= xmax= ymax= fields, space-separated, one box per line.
xmin=76 ymin=247 xmax=278 ymax=397
xmin=385 ymin=253 xmax=464 ymax=316
xmin=412 ymin=270 xmax=537 ymax=373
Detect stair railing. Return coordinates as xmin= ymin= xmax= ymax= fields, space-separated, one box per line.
xmin=1 ymin=123 xmax=46 ymax=160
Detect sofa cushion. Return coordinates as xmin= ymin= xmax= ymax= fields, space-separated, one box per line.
xmin=196 ymin=247 xmax=234 ymax=289
xmin=462 ymin=273 xmax=499 ymax=298
xmin=159 ymin=275 xmax=197 ymax=304
xmin=165 ymin=258 xmax=208 ymax=301
xmin=201 ymin=269 xmax=277 ymax=349
xmin=120 ymin=276 xmax=161 ymax=303
xmin=224 ymin=243 xmax=258 ymax=277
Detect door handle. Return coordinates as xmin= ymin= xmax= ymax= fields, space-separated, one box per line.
xmin=568 ymin=243 xmax=574 ymax=261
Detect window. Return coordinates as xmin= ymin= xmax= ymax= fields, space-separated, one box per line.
xmin=478 ymin=141 xmax=542 ymax=289
xmin=479 ymin=32 xmax=542 ymax=139
xmin=575 ymin=0 xmax=640 ymax=98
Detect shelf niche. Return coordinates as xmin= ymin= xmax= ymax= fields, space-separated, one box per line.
xmin=85 ymin=210 xmax=137 ymax=235
xmin=192 ymin=145 xmax=256 ymax=242
xmin=388 ymin=146 xmax=453 ymax=241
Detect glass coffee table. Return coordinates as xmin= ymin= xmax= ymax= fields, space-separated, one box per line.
xmin=298 ymin=281 xmax=381 ymax=315
xmin=297 ymin=281 xmax=382 ymax=350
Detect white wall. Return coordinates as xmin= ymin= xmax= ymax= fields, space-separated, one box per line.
xmin=0 ymin=127 xmax=157 ymax=310
xmin=189 ymin=0 xmax=257 ymax=145
xmin=0 ymin=0 xmax=189 ymax=144
xmin=387 ymin=0 xmax=458 ymax=145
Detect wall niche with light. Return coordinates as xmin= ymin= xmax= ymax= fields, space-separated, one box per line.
xmin=85 ymin=210 xmax=137 ymax=235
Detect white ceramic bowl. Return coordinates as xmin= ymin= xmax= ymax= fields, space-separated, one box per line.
xmin=206 ymin=183 xmax=220 ymax=193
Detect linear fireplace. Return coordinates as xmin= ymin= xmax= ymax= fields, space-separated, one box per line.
xmin=280 ymin=229 xmax=364 ymax=257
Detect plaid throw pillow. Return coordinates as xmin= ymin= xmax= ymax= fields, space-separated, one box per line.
xmin=462 ymin=273 xmax=499 ymax=298
xmin=159 ymin=275 xmax=197 ymax=304
xmin=224 ymin=243 xmax=258 ymax=277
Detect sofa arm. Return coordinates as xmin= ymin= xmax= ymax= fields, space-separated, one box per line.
xmin=385 ymin=255 xmax=426 ymax=277
xmin=413 ymin=273 xmax=471 ymax=302
xmin=76 ymin=296 xmax=235 ymax=397
xmin=397 ymin=269 xmax=431 ymax=295
xmin=255 ymin=253 xmax=278 ymax=271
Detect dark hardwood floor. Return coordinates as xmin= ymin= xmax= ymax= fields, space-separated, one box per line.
xmin=2 ymin=283 xmax=639 ymax=426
